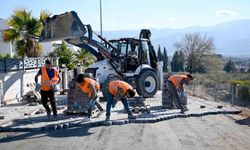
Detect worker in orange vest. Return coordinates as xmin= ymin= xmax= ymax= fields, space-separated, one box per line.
xmin=167 ymin=74 xmax=193 ymax=113
xmin=35 ymin=60 xmax=61 ymax=119
xmin=76 ymin=74 xmax=104 ymax=122
xmin=106 ymin=80 xmax=136 ymax=121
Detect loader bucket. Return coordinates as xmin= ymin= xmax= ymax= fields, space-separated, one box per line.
xmin=40 ymin=11 xmax=89 ymax=41
xmin=39 ymin=11 xmax=112 ymax=59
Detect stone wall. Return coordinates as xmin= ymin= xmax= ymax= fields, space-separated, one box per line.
xmin=0 ymin=69 xmax=39 ymax=104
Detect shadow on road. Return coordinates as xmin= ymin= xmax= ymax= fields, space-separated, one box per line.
xmin=235 ymin=117 xmax=250 ymax=127
xmin=6 ymin=113 xmax=84 ymax=128
xmin=0 ymin=127 xmax=93 ymax=143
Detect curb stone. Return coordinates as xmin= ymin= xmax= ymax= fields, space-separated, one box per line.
xmin=0 ymin=110 xmax=242 ymax=132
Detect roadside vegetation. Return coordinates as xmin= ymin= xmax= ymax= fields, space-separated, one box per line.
xmin=158 ymin=32 xmax=250 ymax=107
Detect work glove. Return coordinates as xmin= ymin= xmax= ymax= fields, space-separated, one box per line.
xmin=51 ymin=84 xmax=58 ymax=92
xmin=35 ymin=83 xmax=40 ymax=92
xmin=179 ymin=91 xmax=187 ymax=99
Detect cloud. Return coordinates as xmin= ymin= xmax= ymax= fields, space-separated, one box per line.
xmin=216 ymin=10 xmax=239 ymax=17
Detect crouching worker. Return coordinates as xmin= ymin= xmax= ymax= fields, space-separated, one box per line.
xmin=76 ymin=74 xmax=104 ymax=122
xmin=35 ymin=60 xmax=61 ymax=119
xmin=106 ymin=80 xmax=136 ymax=121
xmin=167 ymin=74 xmax=193 ymax=113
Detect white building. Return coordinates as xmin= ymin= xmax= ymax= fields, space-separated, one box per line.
xmin=0 ymin=19 xmax=79 ymax=57
xmin=0 ymin=19 xmax=13 ymax=57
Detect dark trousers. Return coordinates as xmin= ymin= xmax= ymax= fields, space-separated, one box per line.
xmin=40 ymin=90 xmax=57 ymax=116
xmin=167 ymin=81 xmax=185 ymax=110
xmin=105 ymin=92 xmax=132 ymax=117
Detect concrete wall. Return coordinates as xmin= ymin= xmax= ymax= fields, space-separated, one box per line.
xmin=0 ymin=69 xmax=39 ymax=103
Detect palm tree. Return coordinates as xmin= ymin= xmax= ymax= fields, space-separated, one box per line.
xmin=75 ymin=48 xmax=96 ymax=67
xmin=49 ymin=41 xmax=76 ymax=70
xmin=2 ymin=9 xmax=49 ymax=57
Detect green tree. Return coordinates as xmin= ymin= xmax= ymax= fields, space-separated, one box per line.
xmin=162 ymin=47 xmax=168 ymax=72
xmin=157 ymin=45 xmax=163 ymax=61
xmin=171 ymin=51 xmax=185 ymax=72
xmin=174 ymin=32 xmax=215 ymax=73
xmin=223 ymin=60 xmax=235 ymax=73
xmin=75 ymin=48 xmax=95 ymax=67
xmin=178 ymin=51 xmax=185 ymax=71
xmin=2 ymin=9 xmax=47 ymax=57
xmin=171 ymin=51 xmax=179 ymax=72
xmin=49 ymin=41 xmax=76 ymax=70
xmin=0 ymin=53 xmax=3 ymax=59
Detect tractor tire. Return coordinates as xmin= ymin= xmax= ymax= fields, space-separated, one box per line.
xmin=136 ymin=69 xmax=158 ymax=98
xmin=101 ymin=74 xmax=122 ymax=101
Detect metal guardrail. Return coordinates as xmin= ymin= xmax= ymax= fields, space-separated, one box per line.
xmin=0 ymin=57 xmax=57 ymax=73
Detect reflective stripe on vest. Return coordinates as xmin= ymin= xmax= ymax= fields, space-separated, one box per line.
xmin=80 ymin=78 xmax=99 ymax=96
xmin=40 ymin=67 xmax=59 ymax=91
xmin=168 ymin=75 xmax=187 ymax=89
xmin=109 ymin=81 xmax=133 ymax=96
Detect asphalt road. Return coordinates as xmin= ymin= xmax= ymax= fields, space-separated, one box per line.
xmin=0 ymin=114 xmax=249 ymax=150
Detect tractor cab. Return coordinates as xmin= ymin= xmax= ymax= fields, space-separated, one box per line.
xmin=109 ymin=37 xmax=158 ymax=73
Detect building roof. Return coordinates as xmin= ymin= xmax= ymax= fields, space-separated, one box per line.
xmin=0 ymin=19 xmax=9 ymax=31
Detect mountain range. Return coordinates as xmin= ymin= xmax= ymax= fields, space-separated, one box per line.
xmin=101 ymin=20 xmax=250 ymax=56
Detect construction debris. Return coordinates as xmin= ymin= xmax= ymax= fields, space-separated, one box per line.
xmin=23 ymin=83 xmax=41 ymax=103
xmin=128 ymin=97 xmax=151 ymax=113
xmin=200 ymin=105 xmax=206 ymax=108
xmin=35 ymin=109 xmax=45 ymax=115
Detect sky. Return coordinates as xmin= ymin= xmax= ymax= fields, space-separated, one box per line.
xmin=0 ymin=0 xmax=250 ymax=31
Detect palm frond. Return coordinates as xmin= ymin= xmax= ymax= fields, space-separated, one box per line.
xmin=26 ymin=18 xmax=43 ymax=35
xmin=8 ymin=9 xmax=32 ymax=31
xmin=2 ymin=29 xmax=20 ymax=42
xmin=15 ymin=40 xmax=26 ymax=57
xmin=40 ymin=10 xmax=52 ymax=21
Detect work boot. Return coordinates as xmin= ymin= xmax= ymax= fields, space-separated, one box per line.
xmin=105 ymin=116 xmax=110 ymax=121
xmin=46 ymin=111 xmax=51 ymax=118
xmin=180 ymin=107 xmax=188 ymax=113
xmin=128 ymin=114 xmax=136 ymax=119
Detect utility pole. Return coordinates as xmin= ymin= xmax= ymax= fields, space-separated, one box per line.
xmin=100 ymin=0 xmax=103 ymax=37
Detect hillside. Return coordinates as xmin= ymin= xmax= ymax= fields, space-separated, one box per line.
xmin=102 ymin=20 xmax=250 ymax=56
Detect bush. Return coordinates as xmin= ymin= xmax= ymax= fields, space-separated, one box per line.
xmin=230 ymin=80 xmax=250 ymax=101
xmin=230 ymin=80 xmax=250 ymax=87
xmin=239 ymin=86 xmax=250 ymax=101
xmin=0 ymin=53 xmax=2 ymax=59
xmin=5 ymin=53 xmax=11 ymax=59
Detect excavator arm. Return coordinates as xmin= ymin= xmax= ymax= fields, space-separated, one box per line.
xmin=39 ymin=11 xmax=112 ymax=60
xmin=39 ymin=11 xmax=122 ymax=77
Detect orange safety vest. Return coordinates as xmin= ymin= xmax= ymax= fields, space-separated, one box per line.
xmin=40 ymin=67 xmax=59 ymax=91
xmin=168 ymin=75 xmax=187 ymax=89
xmin=109 ymin=81 xmax=133 ymax=96
xmin=78 ymin=78 xmax=99 ymax=96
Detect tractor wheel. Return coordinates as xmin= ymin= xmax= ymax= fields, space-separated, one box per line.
xmin=136 ymin=70 xmax=158 ymax=98
xmin=101 ymin=74 xmax=122 ymax=101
